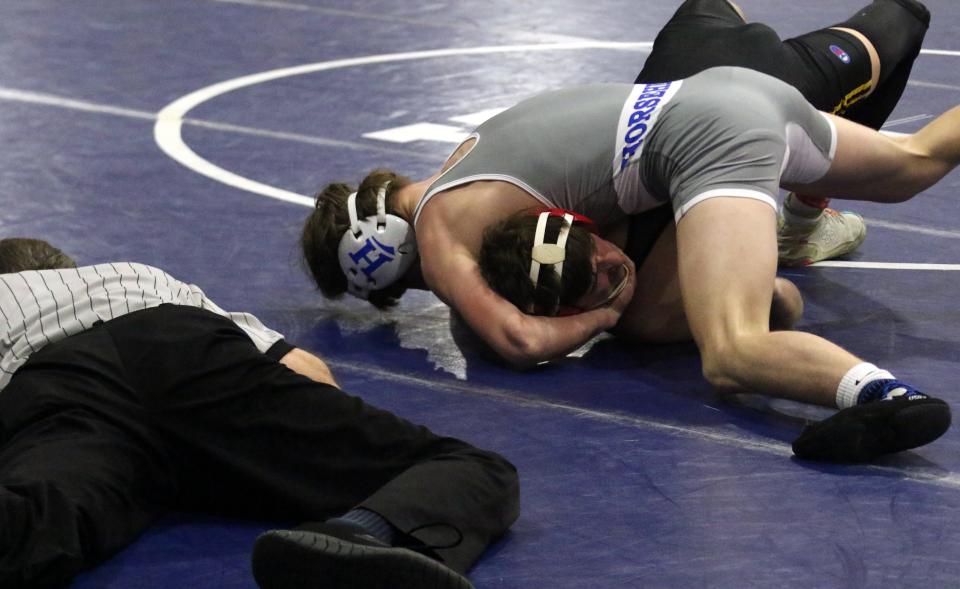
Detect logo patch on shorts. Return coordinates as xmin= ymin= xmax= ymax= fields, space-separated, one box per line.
xmin=829 ymin=44 xmax=851 ymax=64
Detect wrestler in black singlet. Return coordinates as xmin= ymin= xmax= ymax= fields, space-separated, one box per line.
xmin=625 ymin=0 xmax=930 ymax=266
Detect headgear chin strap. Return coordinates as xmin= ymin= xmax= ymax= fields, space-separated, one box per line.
xmin=337 ymin=183 xmax=418 ymax=299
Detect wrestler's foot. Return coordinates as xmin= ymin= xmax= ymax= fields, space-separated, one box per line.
xmin=792 ymin=393 xmax=951 ymax=462
xmin=778 ymin=193 xmax=866 ymax=266
xmin=252 ymin=521 xmax=473 ymax=589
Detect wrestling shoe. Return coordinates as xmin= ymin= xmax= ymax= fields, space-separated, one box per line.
xmin=778 ymin=207 xmax=867 ymax=266
xmin=252 ymin=521 xmax=474 ymax=589
xmin=792 ymin=393 xmax=951 ymax=462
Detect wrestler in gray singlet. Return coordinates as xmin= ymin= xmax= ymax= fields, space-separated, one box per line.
xmin=413 ymin=66 xmax=837 ymax=228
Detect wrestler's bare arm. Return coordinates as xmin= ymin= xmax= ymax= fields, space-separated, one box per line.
xmin=418 ymin=225 xmax=626 ymax=367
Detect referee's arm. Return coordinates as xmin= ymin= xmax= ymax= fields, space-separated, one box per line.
xmin=281 ymin=348 xmax=339 ymax=388
xmin=267 ymin=340 xmax=340 ymax=388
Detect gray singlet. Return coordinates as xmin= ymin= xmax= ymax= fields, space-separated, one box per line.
xmin=413 ymin=66 xmax=836 ymax=228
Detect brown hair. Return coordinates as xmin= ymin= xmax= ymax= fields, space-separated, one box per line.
xmin=478 ymin=211 xmax=594 ymax=315
xmin=0 ymin=238 xmax=76 ymax=273
xmin=301 ymin=169 xmax=413 ymax=308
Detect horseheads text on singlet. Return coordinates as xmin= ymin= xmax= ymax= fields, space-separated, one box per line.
xmin=615 ymin=80 xmax=683 ymax=172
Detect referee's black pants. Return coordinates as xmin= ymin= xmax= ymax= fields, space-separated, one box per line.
xmin=0 ymin=305 xmax=520 ymax=588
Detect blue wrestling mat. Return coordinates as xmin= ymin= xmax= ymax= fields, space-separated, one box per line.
xmin=0 ymin=0 xmax=958 ymax=587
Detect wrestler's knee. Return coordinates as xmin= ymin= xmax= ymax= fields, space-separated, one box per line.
xmin=697 ymin=332 xmax=757 ymax=393
xmin=887 ymin=0 xmax=930 ymax=26
xmin=699 ymin=345 xmax=740 ymax=393
xmin=697 ymin=303 xmax=789 ymax=393
xmin=770 ymin=277 xmax=803 ymax=331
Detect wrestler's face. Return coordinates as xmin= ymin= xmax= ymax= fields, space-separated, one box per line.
xmin=573 ymin=235 xmax=631 ymax=311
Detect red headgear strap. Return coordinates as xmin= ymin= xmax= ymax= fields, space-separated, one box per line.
xmin=534 ymin=208 xmax=598 ymax=233
xmin=527 ymin=208 xmax=598 ymax=316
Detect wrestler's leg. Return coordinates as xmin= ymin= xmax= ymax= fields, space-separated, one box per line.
xmin=780 ymin=1 xmax=930 ymax=264
xmin=635 ymin=2 xmax=882 ymax=265
xmin=675 ymin=197 xmax=856 ymax=405
xmin=826 ymin=0 xmax=930 ymax=129
xmin=791 ymin=110 xmax=960 ymax=202
xmin=612 ymin=223 xmax=804 ymax=343
xmin=635 ymin=0 xmax=750 ymax=84
xmin=776 ymin=15 xmax=881 ymax=264
xmin=675 ymin=197 xmax=950 ymax=461
xmin=642 ymin=1 xmax=927 ymax=123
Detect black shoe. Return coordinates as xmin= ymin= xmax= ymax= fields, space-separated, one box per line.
xmin=792 ymin=396 xmax=951 ymax=462
xmin=251 ymin=521 xmax=474 ymax=589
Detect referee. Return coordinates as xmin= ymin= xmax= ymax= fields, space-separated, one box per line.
xmin=0 ymin=238 xmax=519 ymax=589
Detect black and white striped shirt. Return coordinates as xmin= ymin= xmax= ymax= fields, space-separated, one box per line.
xmin=0 ymin=262 xmax=285 ymax=392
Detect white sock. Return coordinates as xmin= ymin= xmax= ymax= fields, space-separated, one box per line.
xmin=836 ymin=362 xmax=895 ymax=409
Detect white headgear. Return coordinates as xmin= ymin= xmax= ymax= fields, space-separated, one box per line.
xmin=526 ymin=209 xmax=627 ymax=316
xmin=337 ymin=183 xmax=418 ymax=299
xmin=528 ymin=211 xmax=574 ymax=315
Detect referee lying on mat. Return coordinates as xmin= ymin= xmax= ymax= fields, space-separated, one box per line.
xmin=0 ymin=237 xmax=518 ymax=589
